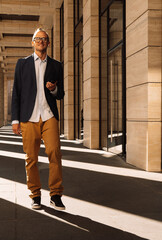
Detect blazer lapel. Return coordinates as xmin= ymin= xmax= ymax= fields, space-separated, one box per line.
xmin=44 ymin=55 xmax=51 ymax=83
xmin=31 ymin=54 xmax=37 ymax=85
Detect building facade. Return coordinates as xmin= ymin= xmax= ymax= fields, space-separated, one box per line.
xmin=0 ymin=0 xmax=161 ymax=171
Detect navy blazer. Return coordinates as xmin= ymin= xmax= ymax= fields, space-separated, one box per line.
xmin=11 ymin=54 xmax=64 ymax=122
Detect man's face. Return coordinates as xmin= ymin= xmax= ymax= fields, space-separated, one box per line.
xmin=32 ymin=31 xmax=49 ymax=53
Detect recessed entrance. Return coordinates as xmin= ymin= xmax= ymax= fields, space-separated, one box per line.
xmin=100 ymin=0 xmax=126 ymax=155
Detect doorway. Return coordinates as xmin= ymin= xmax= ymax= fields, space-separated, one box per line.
xmin=100 ymin=0 xmax=126 ymax=155
xmin=74 ymin=0 xmax=83 ymax=140
xmin=108 ymin=45 xmax=124 ymax=154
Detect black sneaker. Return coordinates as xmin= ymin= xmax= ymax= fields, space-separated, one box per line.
xmin=50 ymin=195 xmax=65 ymax=211
xmin=31 ymin=196 xmax=41 ymax=210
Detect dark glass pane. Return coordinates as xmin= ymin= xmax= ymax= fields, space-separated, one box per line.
xmin=100 ymin=0 xmax=125 ymax=153
xmin=79 ymin=42 xmax=83 ymax=139
xmin=74 ymin=0 xmax=83 ymax=139
xmin=8 ymin=80 xmax=11 ymax=117
xmin=109 ymin=0 xmax=123 ymax=49
xmin=60 ymin=3 xmax=64 ymax=134
xmin=74 ymin=0 xmax=78 ymax=25
xmin=74 ymin=42 xmax=83 ymax=139
xmin=100 ymin=0 xmax=112 ymax=14
xmin=61 ymin=47 xmax=64 ymax=62
xmin=75 ymin=20 xmax=83 ymax=44
xmin=107 ymin=46 xmax=123 ymax=154
xmin=75 ymin=46 xmax=79 ymax=138
xmin=60 ymin=5 xmax=64 ymax=49
xmin=79 ymin=0 xmax=83 ymax=19
xmin=74 ymin=0 xmax=83 ymax=25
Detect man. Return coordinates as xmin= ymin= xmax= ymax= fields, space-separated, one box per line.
xmin=11 ymin=28 xmax=65 ymax=211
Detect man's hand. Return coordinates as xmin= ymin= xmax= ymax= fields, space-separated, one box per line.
xmin=12 ymin=123 xmax=21 ymax=135
xmin=46 ymin=81 xmax=57 ymax=91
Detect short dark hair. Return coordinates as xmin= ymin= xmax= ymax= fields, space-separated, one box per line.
xmin=32 ymin=28 xmax=49 ymax=42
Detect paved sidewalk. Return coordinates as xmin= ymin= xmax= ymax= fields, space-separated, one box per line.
xmin=0 ymin=125 xmax=162 ymax=240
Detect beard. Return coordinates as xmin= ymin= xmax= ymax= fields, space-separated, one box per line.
xmin=35 ymin=45 xmax=48 ymax=53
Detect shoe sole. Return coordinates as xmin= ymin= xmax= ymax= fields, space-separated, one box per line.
xmin=50 ymin=200 xmax=65 ymax=211
xmin=31 ymin=205 xmax=41 ymax=210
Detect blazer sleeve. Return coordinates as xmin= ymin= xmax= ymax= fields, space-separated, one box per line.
xmin=11 ymin=59 xmax=21 ymax=121
xmin=55 ymin=63 xmax=65 ymax=100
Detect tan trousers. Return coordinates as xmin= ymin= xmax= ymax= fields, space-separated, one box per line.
xmin=20 ymin=117 xmax=63 ymax=199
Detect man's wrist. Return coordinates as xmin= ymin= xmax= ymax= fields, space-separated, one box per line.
xmin=50 ymin=86 xmax=58 ymax=96
xmin=12 ymin=120 xmax=19 ymax=125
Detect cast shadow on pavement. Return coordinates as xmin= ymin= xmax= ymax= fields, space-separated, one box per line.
xmin=0 ymin=131 xmax=162 ymax=225
xmin=0 ymin=198 xmax=147 ymax=240
xmin=0 ymin=154 xmax=162 ymax=224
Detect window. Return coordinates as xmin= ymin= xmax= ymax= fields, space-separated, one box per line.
xmin=74 ymin=0 xmax=83 ymax=139
xmin=99 ymin=0 xmax=126 ymax=155
xmin=60 ymin=3 xmax=64 ymax=135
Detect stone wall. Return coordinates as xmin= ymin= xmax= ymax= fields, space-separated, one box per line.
xmin=126 ymin=0 xmax=162 ymax=171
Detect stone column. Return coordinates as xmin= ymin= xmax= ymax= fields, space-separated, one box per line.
xmin=7 ymin=79 xmax=11 ymax=122
xmin=46 ymin=29 xmax=52 ymax=58
xmin=126 ymin=0 xmax=162 ymax=171
xmin=0 ymin=68 xmax=4 ymax=127
xmin=53 ymin=8 xmax=60 ymax=61
xmin=64 ymin=0 xmax=74 ymax=139
xmin=83 ymin=0 xmax=99 ymax=149
xmin=53 ymin=8 xmax=61 ymax=120
xmin=4 ymin=75 xmax=8 ymax=125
